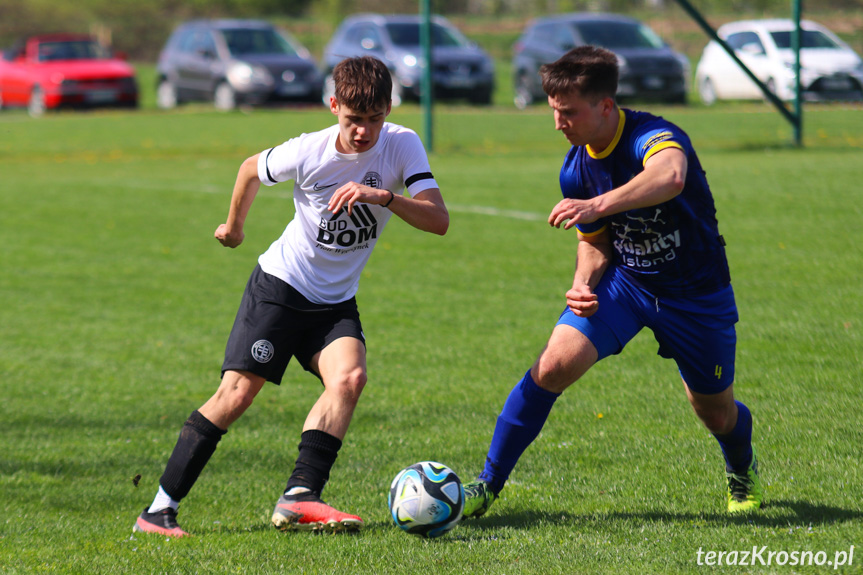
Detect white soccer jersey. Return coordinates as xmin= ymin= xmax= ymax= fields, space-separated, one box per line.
xmin=256 ymin=122 xmax=438 ymax=305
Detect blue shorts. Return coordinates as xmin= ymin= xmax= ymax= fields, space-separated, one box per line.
xmin=556 ymin=267 xmax=739 ymax=394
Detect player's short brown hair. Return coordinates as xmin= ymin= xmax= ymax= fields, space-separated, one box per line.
xmin=333 ymin=56 xmax=392 ymax=112
xmin=540 ymin=45 xmax=619 ymax=102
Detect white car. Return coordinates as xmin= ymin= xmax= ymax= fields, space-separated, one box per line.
xmin=695 ymin=19 xmax=863 ymax=104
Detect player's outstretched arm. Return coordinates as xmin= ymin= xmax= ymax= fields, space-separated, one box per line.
xmin=215 ymin=154 xmax=262 ymax=248
xmin=328 ymin=184 xmax=448 ymax=236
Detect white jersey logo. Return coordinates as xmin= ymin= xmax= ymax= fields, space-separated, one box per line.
xmin=317 ymin=205 xmax=378 ymax=249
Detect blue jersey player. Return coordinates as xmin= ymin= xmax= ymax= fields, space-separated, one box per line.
xmin=462 ymin=46 xmax=762 ymax=518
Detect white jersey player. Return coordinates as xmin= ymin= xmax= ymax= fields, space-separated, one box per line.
xmin=134 ymin=56 xmax=449 ymax=537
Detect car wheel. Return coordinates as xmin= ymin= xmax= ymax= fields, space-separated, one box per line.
xmin=214 ymin=82 xmax=237 ymax=111
xmin=28 ymin=85 xmax=46 ymax=117
xmin=156 ymin=79 xmax=178 ymax=109
xmin=698 ymin=76 xmax=717 ymax=106
xmin=514 ymin=73 xmax=533 ymax=110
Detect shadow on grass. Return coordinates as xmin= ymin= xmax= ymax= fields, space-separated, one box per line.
xmin=606 ymin=499 xmax=863 ymax=528
xmin=456 ymin=500 xmax=863 ymax=535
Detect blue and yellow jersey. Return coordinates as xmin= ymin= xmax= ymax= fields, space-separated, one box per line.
xmin=561 ymin=108 xmax=730 ymax=297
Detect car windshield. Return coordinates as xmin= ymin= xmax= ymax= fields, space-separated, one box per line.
xmin=770 ymin=30 xmax=841 ymax=49
xmin=222 ymin=28 xmax=299 ymax=56
xmin=37 ymin=40 xmax=108 ymax=61
xmin=572 ymin=21 xmax=665 ymax=50
xmin=384 ymin=23 xmax=464 ymax=48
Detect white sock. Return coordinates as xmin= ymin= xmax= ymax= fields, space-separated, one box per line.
xmin=148 ymin=485 xmax=180 ymax=513
xmin=285 ymin=486 xmax=312 ymax=497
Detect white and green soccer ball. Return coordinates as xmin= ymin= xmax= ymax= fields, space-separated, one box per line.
xmin=388 ymin=461 xmax=464 ymax=538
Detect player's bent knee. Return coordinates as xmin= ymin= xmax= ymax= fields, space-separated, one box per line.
xmin=214 ymin=386 xmax=256 ymax=415
xmin=327 ymin=368 xmax=367 ymax=402
xmin=532 ymin=357 xmax=575 ymax=393
xmin=533 ymin=347 xmax=593 ymax=393
xmin=215 ymin=372 xmax=263 ymax=413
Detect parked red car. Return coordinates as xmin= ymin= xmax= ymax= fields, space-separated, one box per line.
xmin=0 ymin=34 xmax=138 ymax=116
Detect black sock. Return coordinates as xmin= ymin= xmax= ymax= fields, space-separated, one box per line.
xmin=284 ymin=430 xmax=342 ymax=498
xmin=159 ymin=410 xmax=226 ymax=501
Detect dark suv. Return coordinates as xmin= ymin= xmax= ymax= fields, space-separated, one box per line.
xmin=156 ymin=19 xmax=323 ymax=110
xmin=323 ymin=14 xmax=495 ymax=105
xmin=513 ymin=13 xmax=689 ymax=108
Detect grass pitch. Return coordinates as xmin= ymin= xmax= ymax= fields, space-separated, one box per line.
xmin=1 ymin=101 xmax=861 ymax=574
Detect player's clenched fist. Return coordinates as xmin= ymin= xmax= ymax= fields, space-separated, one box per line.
xmin=548 ymin=198 xmax=600 ymax=229
xmin=565 ymin=283 xmax=599 ymax=318
xmin=215 ymin=224 xmax=244 ymax=248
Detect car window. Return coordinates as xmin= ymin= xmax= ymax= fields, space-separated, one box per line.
xmin=222 ymin=28 xmax=299 ymax=57
xmin=189 ymin=30 xmax=217 ymax=57
xmin=384 ymin=23 xmax=463 ymax=48
xmin=177 ymin=29 xmax=201 ymax=54
xmin=770 ymin=30 xmax=840 ymax=49
xmin=355 ymin=25 xmax=383 ymax=50
xmin=37 ymin=40 xmax=106 ymax=61
xmin=571 ymin=21 xmax=665 ymax=50
xmin=726 ymin=31 xmax=764 ymax=54
xmin=552 ymin=25 xmax=575 ymax=51
xmin=530 ymin=23 xmax=555 ymax=44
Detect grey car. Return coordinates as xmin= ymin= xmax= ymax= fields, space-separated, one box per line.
xmin=323 ymin=14 xmax=495 ymax=105
xmin=156 ymin=19 xmax=323 ymax=110
xmin=512 ymin=13 xmax=690 ymax=108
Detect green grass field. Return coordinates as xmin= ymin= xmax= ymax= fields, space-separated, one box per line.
xmin=1 ymin=100 xmax=861 ymax=574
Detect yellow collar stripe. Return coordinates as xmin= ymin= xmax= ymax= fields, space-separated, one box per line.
xmin=587 ymin=108 xmax=626 ymax=160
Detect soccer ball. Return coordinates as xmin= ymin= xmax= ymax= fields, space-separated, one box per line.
xmin=388 ymin=461 xmax=464 ymax=538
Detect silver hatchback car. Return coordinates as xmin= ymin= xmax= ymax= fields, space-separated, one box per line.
xmin=156 ymin=19 xmax=323 ymax=110
xmin=322 ymin=14 xmax=495 ymax=105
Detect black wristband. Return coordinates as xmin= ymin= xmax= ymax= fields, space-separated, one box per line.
xmin=383 ymin=191 xmax=395 ymax=208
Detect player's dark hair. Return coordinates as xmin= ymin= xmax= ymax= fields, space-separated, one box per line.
xmin=333 ymin=56 xmax=392 ymax=112
xmin=540 ymin=45 xmax=619 ymax=102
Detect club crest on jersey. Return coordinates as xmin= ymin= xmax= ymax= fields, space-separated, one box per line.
xmin=362 ymin=172 xmax=382 ymax=188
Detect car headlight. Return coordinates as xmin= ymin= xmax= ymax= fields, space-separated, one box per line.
xmin=227 ymin=62 xmax=273 ymax=89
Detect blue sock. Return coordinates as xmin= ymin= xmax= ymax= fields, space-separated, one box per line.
xmin=479 ymin=370 xmax=560 ymax=495
xmin=713 ymin=400 xmax=753 ymax=473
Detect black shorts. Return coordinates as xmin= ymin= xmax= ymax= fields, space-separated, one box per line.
xmin=222 ymin=265 xmax=365 ymax=385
